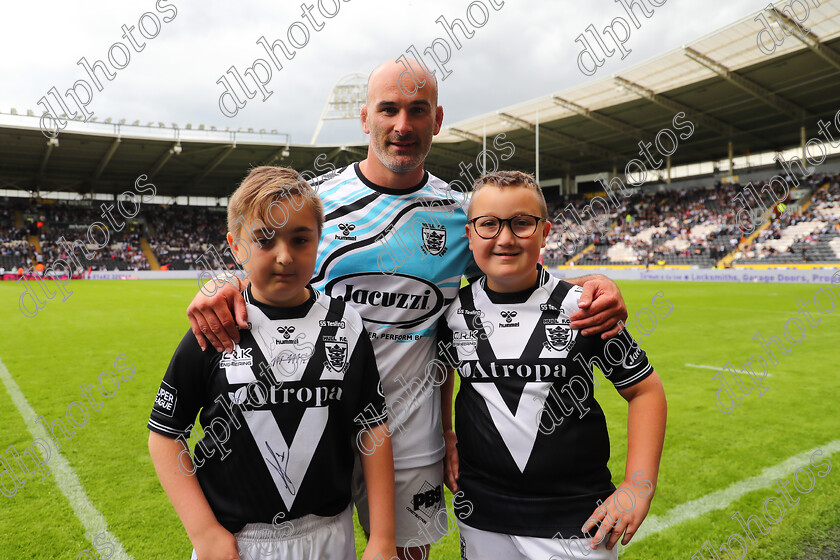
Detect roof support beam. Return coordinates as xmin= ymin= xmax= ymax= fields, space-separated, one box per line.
xmin=149 ymin=143 xmax=181 ymax=178
xmin=767 ymin=8 xmax=840 ymax=72
xmin=193 ymin=145 xmax=235 ymax=186
xmin=683 ymin=47 xmax=809 ymax=121
xmin=341 ymin=146 xmax=367 ymax=159
xmin=35 ymin=137 xmax=59 ymax=187
xmin=508 ymin=144 xmax=567 ymax=171
xmin=552 ymin=97 xmax=648 ymax=141
xmin=498 ymin=111 xmax=616 ymax=160
xmin=440 ymin=125 xmax=570 ymax=169
xmin=613 ymin=76 xmax=759 ymax=144
xmin=429 ymin=145 xmax=470 ymax=163
xmin=265 ymin=146 xmax=291 ymax=165
xmin=91 ymin=137 xmax=121 ymax=183
xmin=312 ymin=146 xmax=344 ymax=166
xmin=448 ymin=127 xmax=483 ymax=143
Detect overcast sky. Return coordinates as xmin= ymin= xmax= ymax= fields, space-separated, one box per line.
xmin=0 ymin=0 xmax=770 ymax=146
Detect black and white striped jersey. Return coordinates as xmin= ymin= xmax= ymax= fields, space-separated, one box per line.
xmin=148 ymin=285 xmax=385 ymax=533
xmin=438 ymin=266 xmax=653 ymax=538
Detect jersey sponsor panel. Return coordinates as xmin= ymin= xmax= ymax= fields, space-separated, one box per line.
xmin=439 ymin=267 xmax=653 ymax=537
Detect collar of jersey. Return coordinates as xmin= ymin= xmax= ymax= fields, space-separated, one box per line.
xmin=353 ymin=162 xmax=429 ymax=195
xmin=479 ymin=264 xmax=551 ymax=305
xmin=243 ymin=284 xmax=318 ymax=320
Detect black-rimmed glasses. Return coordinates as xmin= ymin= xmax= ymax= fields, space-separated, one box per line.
xmin=469 ymin=214 xmax=545 ymax=239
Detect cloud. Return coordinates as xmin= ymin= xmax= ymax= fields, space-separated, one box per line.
xmin=0 ymin=0 xmax=770 ymax=144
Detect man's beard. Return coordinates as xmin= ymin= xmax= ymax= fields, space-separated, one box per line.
xmin=372 ymin=135 xmax=430 ymax=174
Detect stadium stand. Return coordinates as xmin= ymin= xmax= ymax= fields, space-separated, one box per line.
xmin=542 ymin=172 xmax=840 ymax=268
xmin=146 ymin=205 xmax=228 ymax=270
xmin=0 ymin=199 xmax=226 ymax=274
xmin=732 ymin=173 xmax=840 ymax=264
xmin=1 ymin=173 xmax=838 ymax=276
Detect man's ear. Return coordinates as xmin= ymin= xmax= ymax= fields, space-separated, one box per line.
xmin=433 ymin=105 xmax=444 ymax=135
xmin=465 ymin=222 xmax=474 ymax=251
xmin=360 ymin=104 xmax=370 ymax=134
xmin=541 ymin=220 xmax=551 ymax=249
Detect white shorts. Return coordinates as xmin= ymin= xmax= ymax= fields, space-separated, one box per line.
xmin=352 ymin=457 xmax=447 ymax=548
xmin=458 ymin=520 xmax=619 ymax=560
xmin=190 ymin=505 xmax=355 ymax=560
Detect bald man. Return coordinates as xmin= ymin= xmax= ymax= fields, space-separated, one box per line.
xmin=187 ymin=59 xmax=629 ymax=560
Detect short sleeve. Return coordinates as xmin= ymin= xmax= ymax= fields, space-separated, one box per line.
xmin=560 ymin=284 xmax=653 ymax=390
xmin=587 ymin=329 xmax=653 ymax=389
xmin=147 ymin=330 xmax=212 ymax=439
xmin=436 ymin=313 xmax=458 ymax=367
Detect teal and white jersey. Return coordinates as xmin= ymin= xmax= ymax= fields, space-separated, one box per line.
xmin=311 ymin=163 xmax=477 ymax=469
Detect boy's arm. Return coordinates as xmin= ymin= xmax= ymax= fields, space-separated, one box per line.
xmin=186 ymin=274 xmax=250 ymax=354
xmin=582 ymin=372 xmax=666 ymax=550
xmin=148 ymin=432 xmax=240 ymax=560
xmin=565 ymin=275 xmax=628 ymax=338
xmin=358 ymin=424 xmax=397 ymax=560
xmin=441 ymin=366 xmax=459 ymax=492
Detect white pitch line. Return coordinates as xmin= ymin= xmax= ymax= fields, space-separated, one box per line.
xmin=684 ymin=363 xmax=772 ymax=377
xmin=632 ymin=438 xmax=840 ymax=544
xmin=0 ymin=356 xmax=133 ymax=559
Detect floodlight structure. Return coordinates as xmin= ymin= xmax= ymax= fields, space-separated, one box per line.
xmin=311 ymin=73 xmax=366 ymax=144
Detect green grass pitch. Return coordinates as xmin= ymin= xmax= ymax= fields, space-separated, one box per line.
xmin=1 ymin=278 xmax=839 ymax=559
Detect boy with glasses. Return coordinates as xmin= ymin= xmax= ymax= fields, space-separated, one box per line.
xmin=439 ymin=171 xmax=667 ymax=559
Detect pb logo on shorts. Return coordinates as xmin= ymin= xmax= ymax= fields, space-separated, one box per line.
xmin=411 ymin=482 xmax=442 ymax=519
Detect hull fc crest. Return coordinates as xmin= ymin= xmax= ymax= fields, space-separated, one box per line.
xmin=324 ymin=338 xmax=348 ymax=373
xmin=544 ymin=318 xmax=575 ymax=352
xmin=421 ymin=223 xmax=447 ymax=256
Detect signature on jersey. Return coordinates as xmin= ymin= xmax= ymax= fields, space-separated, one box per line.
xmin=264 ymin=440 xmax=296 ymax=495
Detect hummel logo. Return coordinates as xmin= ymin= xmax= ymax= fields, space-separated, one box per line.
xmin=338 ymin=223 xmax=356 ymax=236
xmin=501 ymin=311 xmax=518 ymax=323
xmin=277 ymin=326 xmax=296 ymax=339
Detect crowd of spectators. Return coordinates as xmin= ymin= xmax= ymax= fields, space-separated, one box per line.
xmin=542 ymin=171 xmax=839 ymax=267
xmin=1 ymin=171 xmax=838 ymax=276
xmin=0 ymin=199 xmax=151 ymax=274
xmin=147 ymin=205 xmax=227 ymax=270
xmin=542 ymin=182 xmax=747 ymax=267
xmin=1 ymin=201 xmax=34 ymax=273
xmin=733 ymin=173 xmax=840 ymax=263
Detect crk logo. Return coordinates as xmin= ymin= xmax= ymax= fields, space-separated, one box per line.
xmin=325 ymin=341 xmax=348 ymax=373
xmin=277 ymin=325 xmax=296 ymax=340
xmin=338 ymin=223 xmax=355 ymax=236
xmin=501 ymin=311 xmax=517 ymax=323
xmin=220 ymin=347 xmax=253 ymax=368
xmin=421 ymin=223 xmax=447 ymax=256
xmin=411 ymin=482 xmax=442 ymax=520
